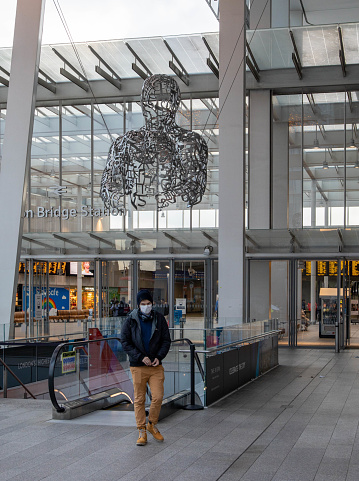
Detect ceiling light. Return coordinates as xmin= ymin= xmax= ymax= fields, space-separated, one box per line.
xmin=313 ymin=124 xmax=319 ymax=149
xmin=349 ymin=138 xmax=356 ymax=148
xmin=323 ymin=148 xmax=329 ymax=169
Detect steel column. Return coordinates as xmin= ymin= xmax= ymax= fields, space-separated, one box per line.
xmin=169 ymin=259 xmax=175 ymax=330
xmin=336 ymin=258 xmax=341 ymax=353
xmin=0 ymin=0 xmax=45 ymax=340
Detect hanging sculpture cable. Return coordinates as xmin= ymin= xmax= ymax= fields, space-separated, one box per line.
xmin=52 ymin=0 xmax=114 ymax=143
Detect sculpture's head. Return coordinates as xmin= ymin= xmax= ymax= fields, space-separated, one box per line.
xmin=141 ymin=74 xmax=180 ymax=126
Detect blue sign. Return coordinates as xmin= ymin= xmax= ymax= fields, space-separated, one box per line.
xmin=174 ymin=309 xmax=182 ymax=325
xmin=23 ymin=286 xmax=70 ymax=314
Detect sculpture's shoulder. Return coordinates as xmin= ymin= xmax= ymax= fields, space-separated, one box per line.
xmin=171 ymin=126 xmax=208 ymax=155
xmin=110 ymin=129 xmax=145 ymax=151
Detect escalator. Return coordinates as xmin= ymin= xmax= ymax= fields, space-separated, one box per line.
xmin=48 ymin=329 xmax=205 ymax=420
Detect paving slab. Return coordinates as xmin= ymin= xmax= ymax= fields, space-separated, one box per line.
xmin=2 ymin=348 xmax=359 ymax=480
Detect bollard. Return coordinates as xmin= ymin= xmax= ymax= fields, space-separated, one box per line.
xmin=183 ymin=343 xmax=203 ymax=410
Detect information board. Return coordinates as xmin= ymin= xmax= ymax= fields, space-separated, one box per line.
xmin=34 ymin=293 xmax=42 ymax=320
xmin=175 ymin=298 xmax=186 ymax=314
xmin=62 ymin=351 xmax=76 ymax=374
xmin=352 ymin=261 xmax=359 ymax=277
xmin=305 ymin=262 xmax=311 ymax=276
xmin=317 ymin=261 xmax=328 ymax=276
xmin=329 ymin=261 xmax=337 ymax=276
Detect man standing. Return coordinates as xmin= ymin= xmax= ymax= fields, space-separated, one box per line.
xmin=121 ymin=289 xmax=171 ymax=446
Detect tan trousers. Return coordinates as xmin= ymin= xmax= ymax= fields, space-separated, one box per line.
xmin=130 ymin=365 xmax=165 ymax=428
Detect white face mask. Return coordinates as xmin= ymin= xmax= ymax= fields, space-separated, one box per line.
xmin=140 ymin=304 xmax=152 ymax=315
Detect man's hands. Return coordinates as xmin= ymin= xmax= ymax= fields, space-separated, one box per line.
xmin=142 ymin=357 xmax=160 ymax=367
xmin=142 ymin=356 xmax=152 ymax=366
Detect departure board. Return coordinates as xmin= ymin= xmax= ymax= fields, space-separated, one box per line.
xmin=329 ymin=261 xmax=337 ymax=276
xmin=305 ymin=261 xmax=311 ymax=276
xmin=18 ymin=261 xmax=67 ymax=275
xmin=317 ymin=261 xmax=328 ymax=276
xmin=352 ymin=261 xmax=359 ymax=277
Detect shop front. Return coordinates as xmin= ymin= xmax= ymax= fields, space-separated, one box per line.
xmin=14 ymin=257 xmax=218 ymax=339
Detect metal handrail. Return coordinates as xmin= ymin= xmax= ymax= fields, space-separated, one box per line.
xmin=170 ymin=338 xmax=205 ymax=380
xmin=0 ymin=357 xmax=36 ymax=399
xmin=48 ymin=336 xmax=123 ymax=413
xmin=206 ymin=330 xmax=282 ymax=353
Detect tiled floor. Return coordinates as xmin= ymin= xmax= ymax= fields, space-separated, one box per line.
xmin=1 ymin=347 xmax=359 ymax=480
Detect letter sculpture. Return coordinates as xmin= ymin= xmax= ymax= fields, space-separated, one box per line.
xmin=100 ymin=74 xmax=208 ymax=212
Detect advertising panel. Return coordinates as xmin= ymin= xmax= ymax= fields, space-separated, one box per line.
xmin=62 ymin=351 xmax=76 ymax=374
xmin=23 ymin=286 xmax=70 ymax=314
xmin=205 ymin=354 xmax=224 ymax=405
xmin=259 ymin=337 xmax=273 ymax=373
xmin=237 ymin=344 xmax=252 ymax=386
xmin=223 ymin=349 xmax=239 ymax=396
xmin=250 ymin=342 xmax=260 ymax=378
xmin=70 ymin=262 xmax=94 ymax=276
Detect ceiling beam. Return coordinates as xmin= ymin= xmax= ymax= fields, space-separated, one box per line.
xmin=202 ymin=231 xmax=218 ymax=246
xmin=0 ymin=73 xmax=218 ymax=107
xmin=22 ymin=236 xmax=59 ymax=251
xmin=163 ymin=232 xmax=189 ymax=250
xmin=88 ymin=232 xmax=114 ymax=247
xmin=125 ymin=43 xmax=152 ymax=80
xmin=89 ymin=45 xmax=122 ymax=91
xmin=53 ymin=234 xmax=90 ymax=250
xmin=163 ymin=40 xmax=189 ymax=86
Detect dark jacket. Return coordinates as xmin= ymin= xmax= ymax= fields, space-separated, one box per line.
xmin=120 ymin=308 xmax=171 ymax=367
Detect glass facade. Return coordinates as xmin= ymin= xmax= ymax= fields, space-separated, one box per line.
xmin=25 ymin=97 xmax=219 ymax=234
xmin=272 ymin=91 xmax=359 ymax=229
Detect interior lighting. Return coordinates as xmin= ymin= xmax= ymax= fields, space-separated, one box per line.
xmin=349 ymin=138 xmax=356 ymax=148
xmin=323 ymin=149 xmax=329 ymax=169
xmin=355 ymin=149 xmax=359 ymax=168
xmin=313 ymin=124 xmax=320 ymax=149
xmin=348 ymin=124 xmax=356 ymax=148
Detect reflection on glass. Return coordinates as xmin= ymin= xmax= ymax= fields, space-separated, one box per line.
xmin=138 ymin=261 xmax=169 ymax=321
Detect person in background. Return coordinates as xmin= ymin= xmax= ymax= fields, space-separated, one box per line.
xmin=110 ymin=300 xmax=120 ymax=317
xmin=120 ymin=289 xmax=171 ymax=446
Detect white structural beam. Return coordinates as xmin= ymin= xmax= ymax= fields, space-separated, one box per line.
xmin=0 ymin=0 xmax=45 ymax=338
xmin=218 ymin=0 xmax=246 ymax=323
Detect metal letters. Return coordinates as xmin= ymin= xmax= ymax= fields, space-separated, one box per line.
xmin=100 ymin=74 xmax=208 ymax=212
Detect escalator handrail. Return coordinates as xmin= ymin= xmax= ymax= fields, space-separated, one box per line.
xmin=170 ymin=338 xmax=205 ymax=380
xmin=48 ymin=336 xmax=205 ymax=413
xmin=48 ymin=337 xmax=122 ymax=413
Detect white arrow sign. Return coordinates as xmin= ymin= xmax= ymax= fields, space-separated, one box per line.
xmin=48 ymin=185 xmax=68 ymax=196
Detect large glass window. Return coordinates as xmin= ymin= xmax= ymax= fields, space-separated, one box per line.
xmin=174 ymin=261 xmax=205 ymax=328
xmin=27 ymin=96 xmax=218 ymax=234
xmin=273 ymin=92 xmax=356 ymax=229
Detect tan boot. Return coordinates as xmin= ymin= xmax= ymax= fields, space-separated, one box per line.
xmin=136 ymin=428 xmax=147 ymax=446
xmin=147 ymin=421 xmax=164 ymax=442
